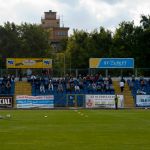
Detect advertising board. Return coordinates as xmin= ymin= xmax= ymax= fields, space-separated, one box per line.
xmin=0 ymin=96 xmax=13 ymax=108
xmin=7 ymin=58 xmax=52 ymax=68
xmin=85 ymin=95 xmax=124 ymax=108
xmin=136 ymin=95 xmax=150 ymax=107
xmin=89 ymin=58 xmax=134 ymax=68
xmin=16 ymin=95 xmax=54 ymax=108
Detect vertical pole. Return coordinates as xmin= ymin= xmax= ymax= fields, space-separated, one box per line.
xmin=70 ymin=54 xmax=71 ymax=75
xmin=135 ymin=68 xmax=137 ymax=77
xmin=64 ymin=53 xmax=66 ymax=77
xmin=121 ymin=69 xmax=123 ymax=77
xmin=76 ymin=69 xmax=78 ymax=78
xmin=16 ymin=69 xmax=17 ymax=78
xmin=88 ymin=68 xmax=90 ymax=75
xmin=75 ymin=95 xmax=77 ymax=108
xmin=0 ymin=55 xmax=2 ymax=77
xmin=0 ymin=69 xmax=1 ymax=78
xmin=105 ymin=69 xmax=108 ymax=77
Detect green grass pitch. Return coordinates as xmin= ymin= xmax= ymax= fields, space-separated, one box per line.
xmin=0 ymin=109 xmax=150 ymax=150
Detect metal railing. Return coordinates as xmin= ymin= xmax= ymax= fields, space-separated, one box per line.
xmin=0 ymin=68 xmax=149 ymax=78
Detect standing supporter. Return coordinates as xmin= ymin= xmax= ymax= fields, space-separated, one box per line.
xmin=57 ymin=81 xmax=63 ymax=93
xmin=104 ymin=78 xmax=109 ymax=92
xmin=6 ymin=80 xmax=11 ymax=94
xmin=87 ymin=83 xmax=93 ymax=93
xmin=109 ymin=84 xmax=114 ymax=93
xmin=101 ymin=82 xmax=105 ymax=92
xmin=105 ymin=84 xmax=110 ymax=93
xmin=98 ymin=74 xmax=104 ymax=83
xmin=44 ymin=77 xmax=49 ymax=90
xmin=75 ymin=84 xmax=80 ymax=93
xmin=114 ymin=94 xmax=118 ymax=110
xmin=48 ymin=80 xmax=54 ymax=92
xmin=121 ymin=76 xmax=126 ymax=84
xmin=65 ymin=74 xmax=70 ymax=83
xmin=96 ymin=83 xmax=101 ymax=93
xmin=30 ymin=74 xmax=36 ymax=84
xmin=78 ymin=76 xmax=84 ymax=90
xmin=27 ymin=68 xmax=32 ymax=77
xmin=90 ymin=74 xmax=94 ymax=83
xmin=140 ymin=79 xmax=145 ymax=88
xmin=92 ymin=82 xmax=97 ymax=92
xmin=94 ymin=74 xmax=99 ymax=82
xmin=7 ymin=74 xmax=11 ymax=82
xmin=40 ymin=83 xmax=45 ymax=93
xmin=86 ymin=74 xmax=91 ymax=82
xmin=1 ymin=83 xmax=5 ymax=94
xmin=120 ymin=80 xmax=125 ymax=92
xmin=108 ymin=75 xmax=112 ymax=85
xmin=18 ymin=69 xmax=22 ymax=81
xmin=66 ymin=81 xmax=71 ymax=93
xmin=70 ymin=81 xmax=75 ymax=93
xmin=131 ymin=75 xmax=135 ymax=82
xmin=129 ymin=81 xmax=134 ymax=91
xmin=11 ymin=74 xmax=15 ymax=82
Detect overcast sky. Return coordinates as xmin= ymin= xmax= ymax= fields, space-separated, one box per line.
xmin=0 ymin=0 xmax=150 ymax=34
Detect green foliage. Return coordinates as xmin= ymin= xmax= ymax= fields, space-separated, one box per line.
xmin=64 ymin=15 xmax=150 ymax=69
xmin=66 ymin=28 xmax=112 ymax=69
xmin=0 ymin=22 xmax=50 ymax=68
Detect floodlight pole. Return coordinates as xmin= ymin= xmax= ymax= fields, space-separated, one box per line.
xmin=63 ymin=53 xmax=66 ymax=77
xmin=58 ymin=52 xmax=66 ymax=77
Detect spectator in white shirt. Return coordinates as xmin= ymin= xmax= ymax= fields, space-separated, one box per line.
xmin=120 ymin=81 xmax=125 ymax=92
xmin=40 ymin=83 xmax=45 ymax=93
xmin=75 ymin=84 xmax=80 ymax=93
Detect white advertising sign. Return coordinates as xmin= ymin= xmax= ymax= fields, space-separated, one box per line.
xmin=85 ymin=95 xmax=124 ymax=108
xmin=136 ymin=95 xmax=150 ymax=107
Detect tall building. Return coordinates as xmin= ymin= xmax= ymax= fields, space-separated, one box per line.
xmin=41 ymin=10 xmax=69 ymax=51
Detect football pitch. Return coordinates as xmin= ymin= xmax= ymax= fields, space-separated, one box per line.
xmin=0 ymin=109 xmax=150 ymax=150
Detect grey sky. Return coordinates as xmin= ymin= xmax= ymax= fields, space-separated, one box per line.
xmin=0 ymin=0 xmax=150 ymax=34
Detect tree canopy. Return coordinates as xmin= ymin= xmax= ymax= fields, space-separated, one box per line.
xmin=65 ymin=15 xmax=150 ymax=69
xmin=0 ymin=22 xmax=50 ymax=58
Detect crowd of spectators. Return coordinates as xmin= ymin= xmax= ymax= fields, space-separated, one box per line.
xmin=0 ymin=75 xmax=15 ymax=95
xmin=28 ymin=73 xmax=115 ymax=95
xmin=127 ymin=76 xmax=150 ymax=96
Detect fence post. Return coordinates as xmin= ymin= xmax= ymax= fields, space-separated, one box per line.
xmin=135 ymin=68 xmax=138 ymax=77
xmin=0 ymin=69 xmax=1 ymax=77
xmin=76 ymin=69 xmax=78 ymax=78
xmin=121 ymin=69 xmax=123 ymax=77
xmin=88 ymin=68 xmax=90 ymax=75
xmin=105 ymin=69 xmax=108 ymax=77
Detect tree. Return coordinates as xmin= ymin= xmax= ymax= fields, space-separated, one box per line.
xmin=112 ymin=21 xmax=135 ymax=58
xmin=0 ymin=22 xmax=50 ymax=68
xmin=65 ymin=28 xmax=112 ymax=69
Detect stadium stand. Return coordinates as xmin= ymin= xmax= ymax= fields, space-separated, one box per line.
xmin=29 ymin=74 xmax=115 ymax=96
xmin=0 ymin=75 xmax=15 ymax=95
xmin=127 ymin=78 xmax=150 ymax=100
xmin=28 ymin=74 xmax=115 ymax=107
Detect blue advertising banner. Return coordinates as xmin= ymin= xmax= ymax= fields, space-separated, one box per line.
xmin=89 ymin=58 xmax=134 ymax=68
xmin=16 ymin=95 xmax=54 ymax=108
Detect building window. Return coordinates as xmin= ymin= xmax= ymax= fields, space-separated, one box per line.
xmin=56 ymin=31 xmax=67 ymax=36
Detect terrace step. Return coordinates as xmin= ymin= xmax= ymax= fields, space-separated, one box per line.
xmin=113 ymin=81 xmax=135 ymax=108
xmin=14 ymin=81 xmax=32 ymax=106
